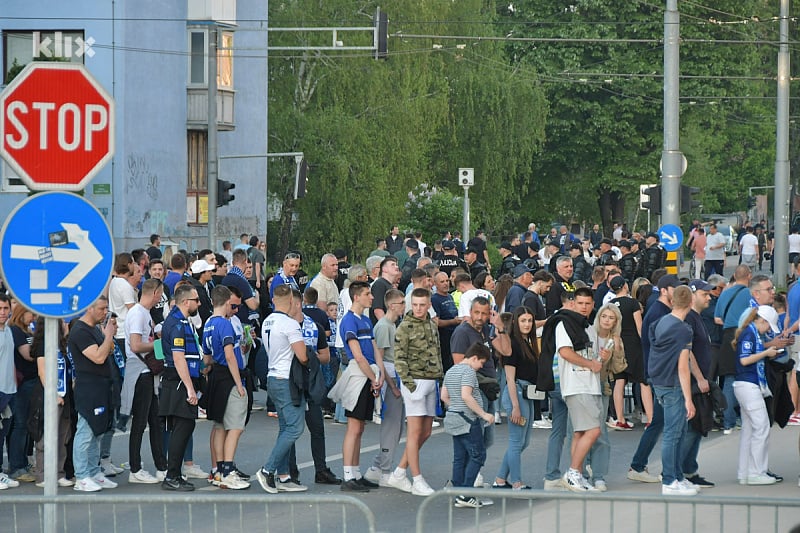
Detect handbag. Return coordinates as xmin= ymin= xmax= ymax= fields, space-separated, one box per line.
xmin=522 ymin=384 xmax=545 ymax=401
xmin=137 ymin=350 xmax=164 ymax=375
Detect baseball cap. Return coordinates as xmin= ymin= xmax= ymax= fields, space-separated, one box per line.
xmin=512 ymin=264 xmax=534 ymax=278
xmin=657 ymin=274 xmax=681 ymax=290
xmin=757 ymin=305 xmax=780 ymax=334
xmin=465 ymin=247 xmax=479 ymax=255
xmin=609 ymin=276 xmax=626 ymax=291
xmin=441 ymin=240 xmax=455 ymax=250
xmin=405 ymin=239 xmax=419 ymax=250
xmin=190 ymin=259 xmax=214 ymax=274
xmin=688 ymin=279 xmax=713 ymax=292
xmin=569 ymin=242 xmax=583 ymax=251
xmin=646 ymin=232 xmax=659 ymax=240
xmin=618 ymin=240 xmax=631 ymax=250
xmin=500 ymin=241 xmax=513 ymax=251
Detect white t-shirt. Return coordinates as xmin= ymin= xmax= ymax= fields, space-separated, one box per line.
xmin=261 ymin=311 xmax=303 ymax=379
xmin=458 ymin=288 xmax=495 ymax=317
xmin=124 ymin=304 xmax=153 ymax=376
xmin=740 ymin=233 xmax=759 ymax=256
xmin=705 ymin=232 xmax=727 ymax=260
xmin=109 ymin=276 xmax=136 ymax=340
xmin=789 ymin=234 xmax=800 ymax=254
xmin=556 ymin=322 xmax=601 ymax=397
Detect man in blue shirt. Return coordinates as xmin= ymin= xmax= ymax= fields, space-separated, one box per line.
xmin=222 ymin=249 xmax=260 ymax=325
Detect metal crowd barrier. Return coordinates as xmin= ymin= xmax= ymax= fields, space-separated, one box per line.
xmin=415 ymin=488 xmax=800 ymax=533
xmin=0 ymin=493 xmax=376 ymax=533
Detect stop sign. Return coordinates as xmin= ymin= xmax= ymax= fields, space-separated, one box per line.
xmin=0 ymin=62 xmax=115 ymax=191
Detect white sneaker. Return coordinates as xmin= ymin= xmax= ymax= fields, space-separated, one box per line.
xmin=129 ymin=470 xmax=159 ymax=484
xmin=156 ymin=470 xmax=167 ymax=482
xmin=387 ymin=471 xmax=412 ymax=493
xmin=74 ymin=477 xmax=102 ymax=492
xmin=627 ymin=468 xmax=661 ymax=483
xmin=0 ymin=473 xmax=19 ymax=488
xmin=594 ymin=480 xmax=608 ymax=492
xmin=363 ymin=466 xmax=382 ymax=484
xmin=57 ymin=477 xmax=75 ymax=487
xmin=432 ymin=419 xmax=441 ymax=428
xmin=100 ymin=459 xmax=125 ymax=476
xmin=473 ymin=472 xmax=484 ymax=488
xmin=93 ymin=472 xmax=118 ymax=489
xmin=378 ymin=473 xmax=393 ymax=488
xmin=662 ymin=479 xmax=698 ymax=496
xmin=411 ymin=476 xmax=435 ymax=496
xmin=678 ymin=478 xmax=696 ymax=491
xmin=182 ymin=464 xmax=209 ymax=479
xmin=219 ymin=472 xmax=250 ymax=490
xmin=532 ymin=419 xmax=552 ymax=429
xmin=563 ymin=469 xmax=590 ymax=493
xmin=543 ymin=478 xmax=566 ymax=491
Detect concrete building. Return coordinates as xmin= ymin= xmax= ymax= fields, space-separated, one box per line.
xmin=1 ymin=0 xmax=268 ymax=253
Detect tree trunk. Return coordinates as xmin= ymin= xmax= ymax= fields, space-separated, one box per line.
xmin=611 ymin=190 xmax=625 ymax=228
xmin=277 ymin=188 xmax=295 ymax=261
xmin=597 ymin=188 xmax=613 ymax=236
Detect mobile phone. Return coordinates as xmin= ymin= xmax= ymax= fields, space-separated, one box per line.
xmin=105 ymin=312 xmax=118 ymax=325
xmin=606 ymin=339 xmax=614 ymax=350
xmin=776 ymin=348 xmax=786 ymax=354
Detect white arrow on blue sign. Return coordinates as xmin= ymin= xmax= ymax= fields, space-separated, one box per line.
xmin=0 ymin=192 xmax=114 ymax=318
xmin=657 ymin=223 xmax=684 ymax=252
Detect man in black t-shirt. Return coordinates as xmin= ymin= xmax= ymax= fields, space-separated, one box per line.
xmin=68 ymin=296 xmax=119 ymax=492
xmin=467 ymin=230 xmax=491 ymax=273
xmin=370 ymin=257 xmax=401 ymax=325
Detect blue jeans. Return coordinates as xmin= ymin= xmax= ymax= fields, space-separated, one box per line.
xmin=8 ymin=378 xmax=35 ymax=472
xmin=263 ymin=377 xmax=306 ymax=474
xmin=0 ymin=392 xmax=14 ymax=470
xmin=452 ymin=418 xmax=486 ymax=488
xmin=496 ymin=382 xmax=534 ymax=484
xmin=73 ymin=414 xmax=101 ymax=480
xmin=544 ymin=384 xmax=568 ymax=481
xmin=680 ymin=423 xmax=702 ymax=476
xmin=654 ymin=386 xmax=687 ymax=485
xmin=630 ymin=384 xmax=664 ymax=472
xmin=480 ymin=391 xmax=495 ymax=450
xmin=721 ymin=376 xmax=739 ymax=429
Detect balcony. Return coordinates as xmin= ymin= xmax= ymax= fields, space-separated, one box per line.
xmin=187 ymin=0 xmax=236 ymax=25
xmin=186 ymin=87 xmax=235 ymax=131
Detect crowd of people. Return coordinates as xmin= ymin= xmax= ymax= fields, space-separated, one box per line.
xmin=0 ymin=224 xmax=798 ymax=510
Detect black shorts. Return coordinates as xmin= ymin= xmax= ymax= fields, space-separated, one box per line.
xmin=345 ymin=381 xmax=375 ymax=421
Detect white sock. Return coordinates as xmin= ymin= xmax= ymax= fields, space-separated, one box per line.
xmin=393 ymin=467 xmax=406 ymax=478
xmin=343 ymin=466 xmax=354 ymax=481
xmin=353 ymin=466 xmax=362 ymax=480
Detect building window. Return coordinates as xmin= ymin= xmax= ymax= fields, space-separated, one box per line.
xmin=187 ymin=130 xmax=208 ymax=225
xmin=187 ymin=28 xmax=234 ymax=88
xmin=3 ymin=30 xmax=85 ymax=84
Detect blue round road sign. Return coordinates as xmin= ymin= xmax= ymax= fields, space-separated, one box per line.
xmin=658 ymin=224 xmax=684 ymax=252
xmin=0 ymin=192 xmax=114 ymax=318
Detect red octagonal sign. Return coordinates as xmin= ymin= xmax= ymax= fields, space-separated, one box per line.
xmin=0 ymin=62 xmax=115 ymax=191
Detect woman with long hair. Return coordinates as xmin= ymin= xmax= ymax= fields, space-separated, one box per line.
xmin=492 ymin=274 xmax=514 ymax=313
xmin=493 ymin=306 xmax=539 ymax=489
xmin=30 ymin=317 xmax=75 ymax=487
xmin=583 ymin=303 xmax=627 ymax=491
xmin=732 ymin=306 xmax=781 ymax=485
xmin=7 ymin=305 xmax=37 ymax=482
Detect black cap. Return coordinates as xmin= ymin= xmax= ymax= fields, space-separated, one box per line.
xmin=646 ymin=232 xmax=659 ymax=240
xmin=406 ymin=239 xmax=419 ymax=250
xmin=442 ymin=240 xmax=455 ymax=250
xmin=569 ymin=242 xmax=583 ymax=251
xmin=609 ymin=276 xmax=626 ymax=291
xmin=618 ymin=240 xmax=631 ymax=249
xmin=465 ymin=247 xmax=479 ymax=255
xmin=334 ymin=248 xmax=347 ymax=260
xmin=600 ymin=238 xmax=613 ymax=246
xmin=500 ymin=241 xmax=513 ymax=251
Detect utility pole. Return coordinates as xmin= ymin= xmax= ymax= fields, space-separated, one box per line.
xmin=661 ymin=0 xmax=683 ymax=228
xmin=208 ymin=27 xmax=219 ymax=249
xmin=774 ymin=0 xmax=790 ymax=285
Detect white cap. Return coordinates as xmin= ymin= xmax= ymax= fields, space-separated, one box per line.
xmin=190 ymin=259 xmax=214 ymax=275
xmin=756 ymin=305 xmax=780 ymax=334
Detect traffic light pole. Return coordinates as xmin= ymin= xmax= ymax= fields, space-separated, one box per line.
xmin=661 ymin=0 xmax=682 ymax=228
xmin=774 ymin=0 xmax=790 ymax=286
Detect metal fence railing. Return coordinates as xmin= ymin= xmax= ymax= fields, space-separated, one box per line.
xmin=415 ymin=488 xmax=800 ymax=533
xmin=0 ymin=493 xmax=376 ymax=533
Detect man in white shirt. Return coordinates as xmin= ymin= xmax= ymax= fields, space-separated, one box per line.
xmin=455 ymin=273 xmax=495 ymax=317
xmin=256 ymin=285 xmax=308 ymax=494
xmin=788 ymin=226 xmax=800 ymax=268
xmin=738 ymin=226 xmax=759 ymax=270
xmin=123 ymin=279 xmax=167 ymax=484
xmin=0 ymin=294 xmax=19 ymax=490
xmin=704 ymin=224 xmax=727 ymax=279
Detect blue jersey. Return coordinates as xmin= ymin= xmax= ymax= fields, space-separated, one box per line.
xmin=340 ymin=310 xmax=375 ymax=363
xmin=202 ymin=315 xmax=244 ymax=370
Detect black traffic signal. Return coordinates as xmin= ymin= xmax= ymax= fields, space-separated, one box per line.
xmin=376 ymin=10 xmax=388 ymax=59
xmin=680 ymin=185 xmax=701 ymax=214
xmin=747 ymin=196 xmax=757 ymax=209
xmin=294 ymin=160 xmax=309 ymax=199
xmin=642 ymin=185 xmax=661 ymax=214
xmin=217 ymin=179 xmax=235 ymax=207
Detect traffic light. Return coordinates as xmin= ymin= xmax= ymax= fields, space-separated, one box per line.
xmin=747 ymin=196 xmax=756 ymax=209
xmin=217 ymin=179 xmax=235 ymax=207
xmin=294 ymin=160 xmax=309 ymax=199
xmin=375 ymin=9 xmax=388 ymax=59
xmin=680 ymin=185 xmax=701 ymax=213
xmin=642 ymin=185 xmax=661 ymax=214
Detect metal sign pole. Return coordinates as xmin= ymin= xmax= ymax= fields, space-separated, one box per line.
xmin=43 ymin=317 xmax=58 ymax=533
